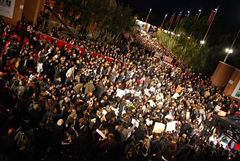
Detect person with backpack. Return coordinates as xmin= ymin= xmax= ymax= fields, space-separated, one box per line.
xmin=14 ymin=119 xmax=34 ymax=148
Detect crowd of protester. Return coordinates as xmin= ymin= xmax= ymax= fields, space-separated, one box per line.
xmin=0 ymin=14 xmax=240 ymax=161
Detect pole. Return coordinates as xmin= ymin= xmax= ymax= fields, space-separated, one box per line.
xmin=189 ymin=8 xmax=202 ymax=37
xmin=186 ymin=9 xmax=191 ymax=18
xmin=144 ymin=8 xmax=152 ymax=31
xmin=168 ymin=12 xmax=175 ymax=31
xmin=45 ymin=5 xmax=90 ymax=52
xmin=202 ymin=6 xmax=219 ymax=43
xmin=230 ymin=29 xmax=240 ymax=49
xmin=223 ymin=54 xmax=230 ymax=63
xmin=145 ymin=8 xmax=152 ymax=23
xmin=172 ymin=11 xmax=183 ymax=34
xmin=196 ymin=8 xmax=202 ymax=22
xmin=223 ymin=29 xmax=240 ymax=63
xmin=160 ymin=14 xmax=168 ymax=28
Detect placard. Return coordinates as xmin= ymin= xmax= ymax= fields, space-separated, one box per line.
xmin=166 ymin=121 xmax=178 ymax=131
xmin=96 ymin=129 xmax=106 ymax=138
xmin=153 ymin=122 xmax=165 ymax=133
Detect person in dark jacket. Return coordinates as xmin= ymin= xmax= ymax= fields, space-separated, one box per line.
xmin=0 ymin=128 xmax=16 ymax=159
xmin=51 ymin=119 xmax=64 ymax=155
xmin=133 ymin=124 xmax=146 ymax=141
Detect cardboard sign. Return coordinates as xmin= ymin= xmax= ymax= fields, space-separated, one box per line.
xmin=153 ymin=122 xmax=165 ymax=133
xmin=186 ymin=112 xmax=190 ymax=120
xmin=176 ymin=85 xmax=182 ymax=93
xmin=166 ymin=121 xmax=178 ymax=132
xmin=172 ymin=92 xmax=180 ymax=99
xmin=116 ymin=89 xmax=125 ymax=98
xmin=96 ymin=129 xmax=106 ymax=138
xmin=218 ymin=110 xmax=227 ymax=117
xmin=214 ymin=105 xmax=221 ymax=112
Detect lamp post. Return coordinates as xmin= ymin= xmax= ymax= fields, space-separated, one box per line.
xmin=200 ymin=40 xmax=205 ymax=45
xmin=201 ymin=6 xmax=219 ymax=46
xmin=196 ymin=8 xmax=202 ymax=22
xmin=172 ymin=11 xmax=183 ymax=36
xmin=144 ymin=8 xmax=152 ymax=31
xmin=160 ymin=14 xmax=168 ymax=28
xmin=186 ymin=10 xmax=191 ymax=18
xmin=224 ymin=48 xmax=233 ymax=63
xmin=189 ymin=8 xmax=202 ymax=37
xmin=168 ymin=12 xmax=175 ymax=31
xmin=223 ymin=29 xmax=240 ymax=63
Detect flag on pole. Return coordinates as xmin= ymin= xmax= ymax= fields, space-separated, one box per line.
xmin=169 ymin=14 xmax=174 ymax=24
xmin=193 ymin=13 xmax=199 ymax=24
xmin=206 ymin=10 xmax=216 ymax=26
xmin=175 ymin=14 xmax=181 ymax=24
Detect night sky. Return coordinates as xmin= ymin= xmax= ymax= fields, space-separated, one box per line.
xmin=117 ymin=0 xmax=240 ymax=32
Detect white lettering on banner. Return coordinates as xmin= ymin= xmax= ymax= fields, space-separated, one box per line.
xmin=163 ymin=56 xmax=173 ymax=63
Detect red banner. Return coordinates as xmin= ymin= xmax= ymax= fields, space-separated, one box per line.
xmin=175 ymin=14 xmax=181 ymax=24
xmin=163 ymin=56 xmax=173 ymax=63
xmin=35 ymin=32 xmax=121 ymax=63
xmin=169 ymin=14 xmax=174 ymax=24
xmin=207 ymin=10 xmax=216 ymax=26
xmin=193 ymin=13 xmax=199 ymax=24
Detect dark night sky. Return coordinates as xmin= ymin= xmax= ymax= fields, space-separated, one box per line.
xmin=118 ymin=0 xmax=240 ymax=32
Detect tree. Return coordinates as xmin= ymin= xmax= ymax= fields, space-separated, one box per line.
xmin=53 ymin=0 xmax=134 ymax=41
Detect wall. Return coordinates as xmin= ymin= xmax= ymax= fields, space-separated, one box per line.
xmin=1 ymin=0 xmax=25 ymax=26
xmin=224 ymin=69 xmax=240 ymax=102
xmin=211 ymin=61 xmax=235 ymax=87
xmin=23 ymin=0 xmax=42 ymax=24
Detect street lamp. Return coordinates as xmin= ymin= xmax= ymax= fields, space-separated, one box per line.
xmin=200 ymin=40 xmax=205 ymax=44
xmin=144 ymin=8 xmax=152 ymax=31
xmin=224 ymin=48 xmax=233 ymax=63
xmin=160 ymin=14 xmax=168 ymax=28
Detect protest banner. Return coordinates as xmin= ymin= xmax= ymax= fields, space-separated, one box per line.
xmin=153 ymin=122 xmax=165 ymax=133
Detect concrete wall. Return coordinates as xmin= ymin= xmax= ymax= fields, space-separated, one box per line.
xmin=211 ymin=61 xmax=235 ymax=87
xmin=2 ymin=0 xmax=25 ymax=26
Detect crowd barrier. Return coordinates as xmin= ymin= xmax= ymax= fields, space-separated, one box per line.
xmin=35 ymin=31 xmax=120 ymax=64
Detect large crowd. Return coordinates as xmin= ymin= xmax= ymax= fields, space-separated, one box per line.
xmin=0 ymin=14 xmax=240 ymax=161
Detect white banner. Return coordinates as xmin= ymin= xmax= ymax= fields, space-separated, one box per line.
xmin=166 ymin=121 xmax=178 ymax=132
xmin=153 ymin=122 xmax=165 ymax=133
xmin=0 ymin=0 xmax=16 ymax=19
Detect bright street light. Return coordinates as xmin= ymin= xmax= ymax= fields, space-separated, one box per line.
xmin=177 ymin=34 xmax=180 ymax=37
xmin=225 ymin=48 xmax=233 ymax=54
xmin=224 ymin=48 xmax=233 ymax=63
xmin=200 ymin=40 xmax=205 ymax=44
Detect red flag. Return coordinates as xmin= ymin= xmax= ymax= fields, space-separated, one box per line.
xmin=193 ymin=13 xmax=199 ymax=24
xmin=169 ymin=14 xmax=174 ymax=24
xmin=175 ymin=14 xmax=180 ymax=24
xmin=207 ymin=10 xmax=216 ymax=26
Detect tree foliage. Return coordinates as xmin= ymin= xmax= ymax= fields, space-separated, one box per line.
xmin=158 ymin=15 xmax=240 ymax=75
xmin=53 ymin=0 xmax=134 ymax=39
